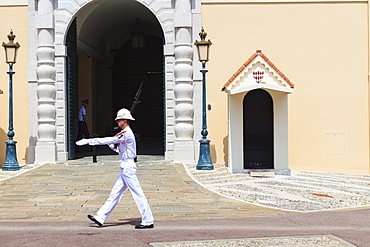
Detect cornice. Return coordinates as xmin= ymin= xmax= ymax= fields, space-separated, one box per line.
xmin=0 ymin=0 xmax=28 ymax=6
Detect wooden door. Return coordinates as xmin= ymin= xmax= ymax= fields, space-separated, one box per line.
xmin=243 ymin=89 xmax=273 ymax=169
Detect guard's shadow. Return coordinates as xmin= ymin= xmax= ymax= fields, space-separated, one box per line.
xmin=89 ymin=218 xmax=141 ymax=228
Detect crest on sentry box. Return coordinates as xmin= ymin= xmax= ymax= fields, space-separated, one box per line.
xmin=222 ymin=50 xmax=294 ymax=94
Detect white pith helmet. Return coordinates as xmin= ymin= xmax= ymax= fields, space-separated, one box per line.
xmin=115 ymin=108 xmax=135 ymax=121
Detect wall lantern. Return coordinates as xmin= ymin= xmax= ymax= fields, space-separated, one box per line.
xmin=194 ymin=28 xmax=212 ymax=65
xmin=2 ymin=30 xmax=20 ymax=171
xmin=194 ymin=27 xmax=213 ymax=170
xmin=2 ymin=30 xmax=20 ymax=65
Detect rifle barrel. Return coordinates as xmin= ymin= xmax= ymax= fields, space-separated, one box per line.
xmin=130 ymin=82 xmax=144 ymax=113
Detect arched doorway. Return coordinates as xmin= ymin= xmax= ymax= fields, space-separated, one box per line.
xmin=243 ymin=89 xmax=274 ymax=169
xmin=65 ymin=0 xmax=165 ymax=158
xmin=30 ymin=0 xmax=203 ymax=163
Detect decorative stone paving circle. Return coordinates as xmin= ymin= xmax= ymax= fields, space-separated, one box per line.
xmin=150 ymin=235 xmax=356 ymax=247
xmin=184 ymin=163 xmax=370 ymax=212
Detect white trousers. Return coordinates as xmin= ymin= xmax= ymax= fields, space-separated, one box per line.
xmin=96 ymin=160 xmax=154 ymax=225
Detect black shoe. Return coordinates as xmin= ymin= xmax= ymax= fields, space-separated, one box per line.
xmin=135 ymin=224 xmax=154 ymax=229
xmin=87 ymin=215 xmax=103 ymax=227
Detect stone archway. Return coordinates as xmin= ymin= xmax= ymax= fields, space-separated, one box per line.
xmin=29 ymin=0 xmax=202 ymax=163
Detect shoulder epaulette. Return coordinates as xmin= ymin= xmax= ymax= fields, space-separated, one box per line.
xmin=115 ymin=130 xmax=126 ymax=138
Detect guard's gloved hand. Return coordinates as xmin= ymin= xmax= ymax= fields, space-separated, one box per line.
xmin=76 ymin=139 xmax=90 ymax=146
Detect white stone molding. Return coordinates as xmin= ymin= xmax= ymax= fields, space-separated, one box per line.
xmin=54 ymin=0 xmax=79 ymax=163
xmin=34 ymin=0 xmax=57 ymax=163
xmin=173 ymin=0 xmax=195 ymax=162
xmin=164 ymin=44 xmax=176 ymax=160
xmin=0 ymin=0 xmax=28 ymax=6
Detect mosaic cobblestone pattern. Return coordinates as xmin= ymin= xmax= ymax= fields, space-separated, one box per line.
xmin=150 ymin=235 xmax=356 ymax=247
xmin=185 ymin=163 xmax=370 ymax=212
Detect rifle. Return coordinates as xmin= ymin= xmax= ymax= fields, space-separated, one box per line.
xmin=113 ymin=82 xmax=144 ymax=135
xmin=131 ymin=82 xmax=144 ymax=161
xmin=130 ymin=82 xmax=144 ymax=114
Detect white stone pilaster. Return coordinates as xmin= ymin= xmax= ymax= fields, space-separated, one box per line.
xmin=173 ymin=0 xmax=195 ymax=162
xmin=35 ymin=0 xmax=57 ymax=163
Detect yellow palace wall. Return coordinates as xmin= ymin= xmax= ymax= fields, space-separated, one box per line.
xmin=0 ymin=1 xmax=369 ymax=175
xmin=0 ymin=4 xmax=28 ymax=165
xmin=203 ymin=2 xmax=370 ymax=175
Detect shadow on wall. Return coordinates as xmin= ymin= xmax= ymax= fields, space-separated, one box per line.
xmin=0 ymin=128 xmax=29 ymax=165
xmin=210 ymin=135 xmax=229 ymax=165
xmin=27 ymin=136 xmax=37 ymax=164
xmin=0 ymin=127 xmax=7 ymax=167
xmin=210 ymin=144 xmax=216 ymax=163
xmin=223 ymin=135 xmax=228 ymax=165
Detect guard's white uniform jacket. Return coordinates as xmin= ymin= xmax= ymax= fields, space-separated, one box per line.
xmin=79 ymin=126 xmax=154 ymax=226
xmin=88 ymin=126 xmax=136 ymax=163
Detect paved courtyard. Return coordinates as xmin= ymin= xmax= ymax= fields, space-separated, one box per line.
xmin=0 ymin=154 xmax=369 ymax=246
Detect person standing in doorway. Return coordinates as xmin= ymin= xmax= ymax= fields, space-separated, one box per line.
xmin=76 ymin=108 xmax=154 ymax=229
xmin=77 ymin=99 xmax=90 ymax=140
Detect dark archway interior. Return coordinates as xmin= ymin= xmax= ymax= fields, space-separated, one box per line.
xmin=243 ymin=89 xmax=274 ymax=169
xmin=112 ymin=36 xmax=164 ymax=155
xmin=68 ymin=0 xmax=165 ymax=158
